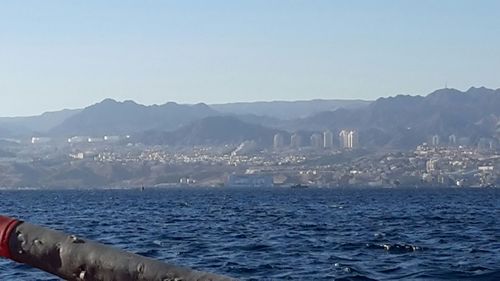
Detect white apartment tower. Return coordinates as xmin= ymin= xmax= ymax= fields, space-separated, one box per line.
xmin=273 ymin=133 xmax=285 ymax=150
xmin=339 ymin=129 xmax=358 ymax=149
xmin=431 ymin=135 xmax=440 ymax=146
xmin=448 ymin=134 xmax=457 ymax=145
xmin=323 ymin=130 xmax=334 ymax=149
xmin=347 ymin=130 xmax=358 ymax=148
xmin=310 ymin=133 xmax=323 ymax=149
xmin=339 ymin=130 xmax=349 ymax=149
xmin=290 ymin=133 xmax=302 ymax=148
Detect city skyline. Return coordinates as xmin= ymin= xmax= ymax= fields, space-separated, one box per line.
xmin=1 ymin=1 xmax=500 ymax=116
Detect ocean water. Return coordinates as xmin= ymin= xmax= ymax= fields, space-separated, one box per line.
xmin=0 ymin=187 xmax=499 ymax=281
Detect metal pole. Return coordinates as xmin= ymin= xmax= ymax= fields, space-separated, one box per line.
xmin=0 ymin=215 xmax=235 ymax=281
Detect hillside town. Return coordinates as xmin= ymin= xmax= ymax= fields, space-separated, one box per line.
xmin=1 ymin=87 xmax=499 ymax=189
xmin=0 ymin=129 xmax=498 ymax=189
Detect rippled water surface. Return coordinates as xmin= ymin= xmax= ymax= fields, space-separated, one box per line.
xmin=1 ymin=187 xmax=499 ymax=280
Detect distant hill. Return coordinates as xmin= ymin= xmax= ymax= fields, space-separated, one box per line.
xmin=229 ymin=113 xmax=288 ymax=129
xmin=0 ymin=109 xmax=81 ymax=136
xmin=291 ymin=87 xmax=500 ymax=148
xmin=0 ymin=87 xmax=498 ymax=149
xmin=50 ymin=99 xmax=219 ymax=136
xmin=211 ymin=99 xmax=371 ymax=120
xmin=136 ymin=116 xmax=285 ymax=146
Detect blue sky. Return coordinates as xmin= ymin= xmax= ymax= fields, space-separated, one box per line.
xmin=1 ymin=0 xmax=500 ymax=116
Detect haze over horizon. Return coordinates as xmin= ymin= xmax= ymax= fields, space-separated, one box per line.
xmin=2 ymin=1 xmax=500 ymax=117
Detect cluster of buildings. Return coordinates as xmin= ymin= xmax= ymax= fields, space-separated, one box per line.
xmin=3 ymin=129 xmax=497 ymax=188
xmin=273 ymin=129 xmax=359 ymax=150
xmin=32 ymin=135 xmax=129 ymax=144
xmin=429 ymin=134 xmax=497 ymax=150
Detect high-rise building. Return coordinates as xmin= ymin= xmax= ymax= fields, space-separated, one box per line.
xmin=310 ymin=133 xmax=323 ymax=149
xmin=323 ymin=130 xmax=334 ymax=149
xmin=273 ymin=133 xmax=285 ymax=150
xmin=339 ymin=129 xmax=358 ymax=149
xmin=477 ymin=138 xmax=494 ymax=151
xmin=347 ymin=130 xmax=358 ymax=149
xmin=431 ymin=135 xmax=440 ymax=146
xmin=339 ymin=130 xmax=349 ymax=149
xmin=290 ymin=133 xmax=302 ymax=148
xmin=448 ymin=134 xmax=457 ymax=145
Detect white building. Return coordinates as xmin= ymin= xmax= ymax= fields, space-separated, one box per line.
xmin=426 ymin=159 xmax=439 ymax=173
xmin=347 ymin=130 xmax=359 ymax=149
xmin=290 ymin=133 xmax=302 ymax=148
xmin=323 ymin=130 xmax=334 ymax=149
xmin=273 ymin=133 xmax=285 ymax=150
xmin=339 ymin=130 xmax=358 ymax=149
xmin=69 ymin=152 xmax=85 ymax=160
xmin=88 ymin=137 xmax=104 ymax=143
xmin=431 ymin=135 xmax=440 ymax=146
xmin=310 ymin=133 xmax=323 ymax=149
xmin=31 ymin=137 xmax=51 ymax=144
xmin=448 ymin=134 xmax=457 ymax=145
xmin=104 ymin=136 xmax=121 ymax=142
xmin=339 ymin=130 xmax=349 ymax=149
xmin=68 ymin=136 xmax=88 ymax=144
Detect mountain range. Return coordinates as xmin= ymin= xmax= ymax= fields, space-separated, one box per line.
xmin=292 ymin=87 xmax=500 ymax=148
xmin=0 ymin=109 xmax=81 ymax=136
xmin=136 ymin=116 xmax=286 ymax=146
xmin=211 ymin=99 xmax=370 ymax=120
xmin=0 ymin=98 xmax=370 ymax=138
xmin=49 ymin=99 xmax=218 ymax=136
xmin=1 ymin=87 xmax=499 ymax=148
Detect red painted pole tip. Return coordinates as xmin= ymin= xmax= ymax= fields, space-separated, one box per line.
xmin=0 ymin=215 xmax=20 ymax=259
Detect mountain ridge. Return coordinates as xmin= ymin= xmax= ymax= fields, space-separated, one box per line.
xmin=0 ymin=87 xmax=498 ymax=149
xmin=49 ymin=99 xmax=219 ymax=136
xmin=211 ymin=99 xmax=371 ymax=120
xmin=136 ymin=115 xmax=285 ymax=146
xmin=290 ymin=87 xmax=500 ymax=148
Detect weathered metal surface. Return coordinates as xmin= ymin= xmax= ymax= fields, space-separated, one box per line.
xmin=4 ymin=220 xmax=235 ymax=281
xmin=0 ymin=216 xmax=21 ymax=258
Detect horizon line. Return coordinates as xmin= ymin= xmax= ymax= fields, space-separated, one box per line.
xmin=2 ymin=85 xmax=498 ymax=118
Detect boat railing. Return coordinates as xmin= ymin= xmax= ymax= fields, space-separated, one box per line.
xmin=0 ymin=215 xmax=235 ymax=281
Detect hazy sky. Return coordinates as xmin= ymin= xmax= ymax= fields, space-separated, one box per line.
xmin=1 ymin=1 xmax=500 ymax=116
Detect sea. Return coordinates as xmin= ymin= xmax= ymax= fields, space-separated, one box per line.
xmin=0 ymin=187 xmax=499 ymax=281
